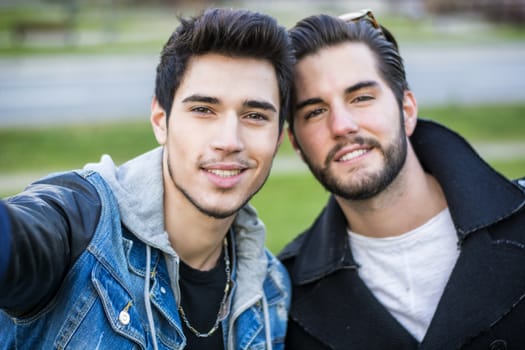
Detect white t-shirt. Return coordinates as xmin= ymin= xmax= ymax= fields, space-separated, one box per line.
xmin=348 ymin=208 xmax=459 ymax=341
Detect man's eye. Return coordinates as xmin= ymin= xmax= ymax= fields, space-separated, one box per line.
xmin=352 ymin=95 xmax=374 ymax=103
xmin=191 ymin=106 xmax=212 ymax=114
xmin=304 ymin=108 xmax=326 ymax=120
xmin=245 ymin=113 xmax=269 ymax=121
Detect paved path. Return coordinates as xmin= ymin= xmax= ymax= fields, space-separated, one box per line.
xmin=1 ymin=43 xmax=525 ymax=126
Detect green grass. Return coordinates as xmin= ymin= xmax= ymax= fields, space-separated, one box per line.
xmin=418 ymin=103 xmax=525 ymax=141
xmin=0 ymin=121 xmax=158 ymax=173
xmin=251 ymin=172 xmax=329 ymax=254
xmin=1 ymin=103 xmax=524 ymax=254
xmin=487 ymin=159 xmax=525 ymax=180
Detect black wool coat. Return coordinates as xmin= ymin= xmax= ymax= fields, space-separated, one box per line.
xmin=279 ymin=120 xmax=525 ymax=350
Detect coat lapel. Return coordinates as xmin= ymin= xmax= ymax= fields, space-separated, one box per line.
xmin=291 ymin=268 xmax=418 ymax=349
xmin=421 ymin=228 xmax=525 ymax=349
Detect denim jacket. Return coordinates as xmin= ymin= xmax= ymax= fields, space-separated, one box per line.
xmin=0 ymin=148 xmax=290 ymax=349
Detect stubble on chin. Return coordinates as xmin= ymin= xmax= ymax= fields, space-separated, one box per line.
xmin=166 ymin=152 xmax=272 ymax=219
xmin=301 ymin=133 xmax=407 ymax=201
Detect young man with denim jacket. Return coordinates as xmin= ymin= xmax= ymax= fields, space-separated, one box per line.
xmin=0 ymin=8 xmax=293 ymax=350
xmin=279 ymin=10 xmax=525 ymax=349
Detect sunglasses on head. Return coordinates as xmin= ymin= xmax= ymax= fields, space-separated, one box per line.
xmin=338 ymin=9 xmax=399 ymax=49
xmin=339 ymin=9 xmax=380 ymax=29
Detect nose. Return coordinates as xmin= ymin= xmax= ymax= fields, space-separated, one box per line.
xmin=211 ymin=113 xmax=244 ymax=153
xmin=329 ymin=104 xmax=359 ymax=137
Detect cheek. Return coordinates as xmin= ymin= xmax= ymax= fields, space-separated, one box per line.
xmin=245 ymin=128 xmax=281 ymax=153
xmin=166 ymin=128 xmax=197 ymax=160
xmin=294 ymin=127 xmax=327 ymax=160
xmin=253 ymin=141 xmax=280 ymax=162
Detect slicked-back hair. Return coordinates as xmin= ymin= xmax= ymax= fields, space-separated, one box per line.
xmin=288 ymin=14 xmax=408 ymax=130
xmin=155 ymin=8 xmax=294 ymax=132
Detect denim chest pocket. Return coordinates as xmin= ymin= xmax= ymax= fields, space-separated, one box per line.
xmin=48 ymin=262 xmax=147 ymax=349
xmin=2 ymin=258 xmax=148 ymax=350
xmin=86 ymin=262 xmax=148 ymax=347
xmin=55 ymin=301 xmax=143 ymax=350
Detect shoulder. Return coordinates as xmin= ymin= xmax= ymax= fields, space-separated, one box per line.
xmin=263 ymin=249 xmax=291 ymax=303
xmin=265 ymin=249 xmax=290 ymax=282
xmin=15 ymin=170 xmax=101 ymax=203
xmin=486 ymin=175 xmax=525 ymax=241
xmin=7 ymin=170 xmax=102 ymax=215
xmin=514 ymin=176 xmax=525 ymax=192
xmin=277 ymin=231 xmax=308 ymax=263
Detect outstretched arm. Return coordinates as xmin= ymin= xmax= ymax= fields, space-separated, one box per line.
xmin=0 ymin=172 xmax=101 ymax=317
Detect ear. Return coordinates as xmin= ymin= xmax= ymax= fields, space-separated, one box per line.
xmin=402 ymin=90 xmax=418 ymax=136
xmin=287 ymin=127 xmax=305 ymax=161
xmin=150 ymin=97 xmax=168 ymax=145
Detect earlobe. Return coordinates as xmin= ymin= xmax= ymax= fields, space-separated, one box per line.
xmin=150 ymin=97 xmax=168 ymax=145
xmin=402 ymin=91 xmax=418 ymax=136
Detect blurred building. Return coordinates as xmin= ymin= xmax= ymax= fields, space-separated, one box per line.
xmin=423 ymin=0 xmax=525 ymax=24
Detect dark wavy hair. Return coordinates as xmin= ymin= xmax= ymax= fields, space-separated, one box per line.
xmin=288 ymin=14 xmax=408 ymax=130
xmin=154 ymin=8 xmax=294 ymax=132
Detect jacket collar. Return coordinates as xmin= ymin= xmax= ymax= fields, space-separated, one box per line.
xmin=412 ymin=120 xmax=524 ymax=240
xmin=282 ymin=196 xmax=356 ymax=285
xmin=285 ymin=119 xmax=525 ymax=285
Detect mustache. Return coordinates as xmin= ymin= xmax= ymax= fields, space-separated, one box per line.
xmin=324 ymin=136 xmax=381 ymax=168
xmin=198 ymin=157 xmax=255 ymax=169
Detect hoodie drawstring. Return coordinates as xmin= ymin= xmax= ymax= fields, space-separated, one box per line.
xmin=145 ymin=245 xmax=159 ymax=350
xmin=262 ymin=295 xmax=273 ymax=350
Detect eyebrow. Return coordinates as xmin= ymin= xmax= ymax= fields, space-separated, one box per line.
xmin=182 ymin=94 xmax=277 ymax=113
xmin=182 ymin=94 xmax=220 ymax=104
xmin=243 ymin=100 xmax=277 ymax=113
xmin=295 ymin=80 xmax=379 ymax=111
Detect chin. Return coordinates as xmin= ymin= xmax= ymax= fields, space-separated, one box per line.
xmin=199 ymin=206 xmax=241 ymax=219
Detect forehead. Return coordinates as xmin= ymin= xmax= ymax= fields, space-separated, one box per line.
xmin=176 ymin=53 xmax=280 ymax=106
xmin=294 ymin=42 xmax=381 ymax=97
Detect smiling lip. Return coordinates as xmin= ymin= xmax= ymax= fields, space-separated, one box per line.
xmin=203 ymin=163 xmax=248 ymax=188
xmin=206 ymin=169 xmax=242 ymax=177
xmin=333 ymin=146 xmax=371 ymax=163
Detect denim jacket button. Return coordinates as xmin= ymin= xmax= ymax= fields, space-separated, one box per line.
xmin=489 ymin=339 xmax=507 ymax=350
xmin=119 ymin=310 xmax=131 ymax=325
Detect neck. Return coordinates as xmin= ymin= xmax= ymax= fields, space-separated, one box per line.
xmin=162 ymin=167 xmax=235 ymax=271
xmin=337 ymin=145 xmax=447 ymax=238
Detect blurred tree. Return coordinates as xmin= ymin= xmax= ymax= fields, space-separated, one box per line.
xmin=10 ymin=0 xmax=79 ymax=47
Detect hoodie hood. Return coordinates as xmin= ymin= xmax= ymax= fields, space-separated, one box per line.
xmin=84 ymin=147 xmax=172 ymax=255
xmin=84 ymin=147 xmax=269 ymax=316
xmin=230 ymin=204 xmax=268 ymax=314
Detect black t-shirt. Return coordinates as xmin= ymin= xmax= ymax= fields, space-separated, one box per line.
xmin=178 ymin=249 xmax=228 ymax=350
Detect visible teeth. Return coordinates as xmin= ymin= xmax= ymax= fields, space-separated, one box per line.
xmin=339 ymin=149 xmax=367 ymax=162
xmin=208 ymin=169 xmax=241 ymax=177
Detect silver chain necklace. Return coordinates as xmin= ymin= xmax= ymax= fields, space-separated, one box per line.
xmin=178 ymin=237 xmax=231 ymax=338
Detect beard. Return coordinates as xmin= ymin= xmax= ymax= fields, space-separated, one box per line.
xmin=298 ymin=117 xmax=407 ymax=201
xmin=166 ymin=152 xmax=271 ymax=219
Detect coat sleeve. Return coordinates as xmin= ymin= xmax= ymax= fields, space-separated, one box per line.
xmin=0 ymin=172 xmax=101 ymax=317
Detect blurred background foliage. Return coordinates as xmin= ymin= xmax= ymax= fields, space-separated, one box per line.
xmin=1 ymin=0 xmax=525 ymax=55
